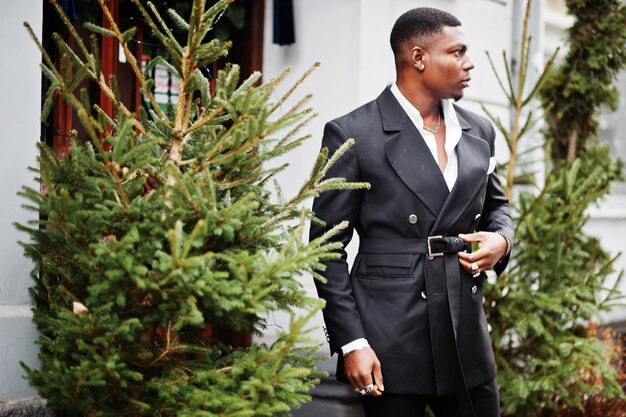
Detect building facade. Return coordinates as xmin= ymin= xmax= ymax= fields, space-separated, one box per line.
xmin=0 ymin=0 xmax=43 ymax=404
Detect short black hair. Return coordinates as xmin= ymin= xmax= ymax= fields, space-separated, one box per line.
xmin=390 ymin=8 xmax=462 ymax=55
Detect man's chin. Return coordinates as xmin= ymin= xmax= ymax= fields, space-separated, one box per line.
xmin=452 ymin=93 xmax=463 ymax=102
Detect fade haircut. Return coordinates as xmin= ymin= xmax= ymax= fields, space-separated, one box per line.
xmin=390 ymin=8 xmax=462 ymax=55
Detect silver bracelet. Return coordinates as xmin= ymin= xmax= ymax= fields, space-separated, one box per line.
xmin=495 ymin=230 xmax=512 ymax=257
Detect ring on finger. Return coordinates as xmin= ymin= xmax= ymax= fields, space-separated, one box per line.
xmin=358 ymin=383 xmax=375 ymax=395
xmin=471 ymin=262 xmax=479 ymax=272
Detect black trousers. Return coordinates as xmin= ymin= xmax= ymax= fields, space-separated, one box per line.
xmin=360 ymin=378 xmax=500 ymax=417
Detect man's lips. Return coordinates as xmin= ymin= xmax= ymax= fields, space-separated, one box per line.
xmin=461 ymin=77 xmax=471 ymax=87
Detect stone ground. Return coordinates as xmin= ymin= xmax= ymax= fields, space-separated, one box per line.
xmin=0 ymin=398 xmax=53 ymax=417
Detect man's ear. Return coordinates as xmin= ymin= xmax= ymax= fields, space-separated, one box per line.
xmin=410 ymin=46 xmax=426 ymax=70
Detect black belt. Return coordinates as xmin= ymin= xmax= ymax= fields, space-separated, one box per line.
xmin=360 ymin=236 xmax=469 ymax=258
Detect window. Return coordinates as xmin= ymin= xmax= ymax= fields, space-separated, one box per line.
xmin=599 ymin=71 xmax=626 ymax=196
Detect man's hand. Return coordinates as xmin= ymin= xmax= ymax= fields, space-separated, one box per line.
xmin=457 ymin=231 xmax=507 ymax=274
xmin=344 ymin=347 xmax=385 ymax=396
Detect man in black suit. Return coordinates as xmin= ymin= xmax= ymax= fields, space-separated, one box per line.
xmin=309 ymin=7 xmax=514 ymax=417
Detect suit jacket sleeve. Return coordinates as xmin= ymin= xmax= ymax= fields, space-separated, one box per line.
xmin=477 ymin=121 xmax=515 ymax=275
xmin=309 ymin=120 xmax=366 ymax=354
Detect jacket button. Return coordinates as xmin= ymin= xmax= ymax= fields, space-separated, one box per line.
xmin=474 ymin=213 xmax=481 ymax=221
xmin=421 ymin=291 xmax=427 ymax=300
xmin=471 ymin=285 xmax=477 ymax=294
xmin=408 ymin=214 xmax=418 ymax=224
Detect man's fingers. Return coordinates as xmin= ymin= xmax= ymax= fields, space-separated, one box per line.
xmin=373 ymin=359 xmax=384 ymax=392
xmin=458 ymin=253 xmax=485 ymax=274
xmin=458 ymin=232 xmax=483 ymax=242
xmin=356 ymin=375 xmax=373 ymax=392
xmin=459 ymin=250 xmax=501 ymax=272
xmin=458 ymin=247 xmax=487 ymax=263
xmin=351 ymin=375 xmax=375 ymax=396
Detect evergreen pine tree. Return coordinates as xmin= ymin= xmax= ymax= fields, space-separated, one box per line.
xmin=17 ymin=0 xmax=367 ymax=415
xmin=540 ymin=0 xmax=626 ymax=162
xmin=482 ymin=1 xmax=626 ymax=415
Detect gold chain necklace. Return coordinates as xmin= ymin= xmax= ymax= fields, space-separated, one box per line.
xmin=423 ymin=109 xmax=442 ymax=133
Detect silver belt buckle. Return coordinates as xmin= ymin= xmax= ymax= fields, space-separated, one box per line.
xmin=427 ymin=235 xmax=445 ymax=260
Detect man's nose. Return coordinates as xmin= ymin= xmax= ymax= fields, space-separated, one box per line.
xmin=464 ymin=56 xmax=475 ymax=71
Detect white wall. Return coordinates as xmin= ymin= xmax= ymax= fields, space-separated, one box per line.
xmin=261 ymin=0 xmax=514 ymax=350
xmin=588 ymin=197 xmax=626 ymax=325
xmin=0 ymin=0 xmax=43 ymax=401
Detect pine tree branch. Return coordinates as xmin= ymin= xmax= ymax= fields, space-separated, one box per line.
xmin=24 ymin=23 xmax=103 ymax=138
xmin=184 ymin=106 xmax=225 ymax=136
xmin=146 ymin=2 xmax=184 ymax=54
xmin=169 ymin=54 xmax=194 ymax=164
xmin=130 ymin=0 xmax=182 ymax=66
xmin=148 ymin=321 xmax=178 ymax=367
xmin=262 ymin=95 xmax=313 ymax=138
xmin=522 ymin=47 xmax=560 ymax=107
xmin=48 ymin=0 xmax=91 ymax=62
xmin=269 ymin=63 xmax=320 ymax=115
xmin=97 ymin=0 xmax=166 ymax=123
xmin=485 ymin=51 xmax=515 ymax=106
xmin=49 ymin=31 xmax=145 ymax=137
xmin=262 ymin=139 xmax=370 ymax=228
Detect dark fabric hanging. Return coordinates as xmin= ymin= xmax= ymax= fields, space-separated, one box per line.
xmin=59 ymin=0 xmax=78 ymax=21
xmin=273 ymin=0 xmax=295 ymax=45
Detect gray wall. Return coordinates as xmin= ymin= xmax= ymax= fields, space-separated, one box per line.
xmin=0 ymin=0 xmax=43 ymax=402
xmin=587 ymin=199 xmax=626 ymax=327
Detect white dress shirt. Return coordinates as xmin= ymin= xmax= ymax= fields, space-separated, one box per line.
xmin=341 ymin=85 xmax=463 ymax=356
xmin=390 ymin=83 xmax=462 ymax=191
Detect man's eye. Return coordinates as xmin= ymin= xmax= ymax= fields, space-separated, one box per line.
xmin=454 ymin=50 xmax=464 ymax=57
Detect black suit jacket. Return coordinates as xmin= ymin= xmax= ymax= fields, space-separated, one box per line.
xmin=309 ymin=87 xmax=514 ymax=395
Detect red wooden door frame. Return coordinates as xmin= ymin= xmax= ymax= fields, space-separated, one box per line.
xmin=100 ymin=0 xmax=118 ymax=120
xmin=51 ymin=38 xmax=74 ymax=158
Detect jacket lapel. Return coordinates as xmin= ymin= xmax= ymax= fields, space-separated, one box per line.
xmin=431 ymin=112 xmax=491 ymax=235
xmin=378 ymin=88 xmax=449 ymax=217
